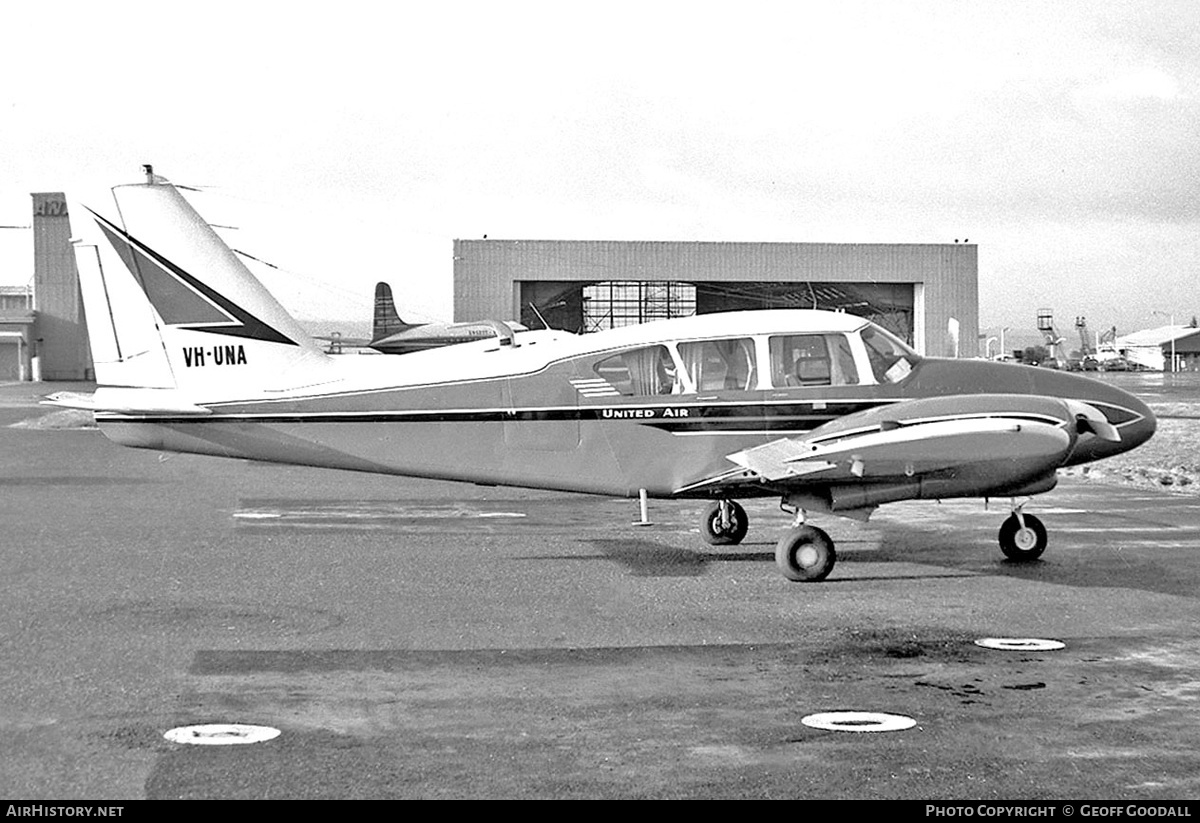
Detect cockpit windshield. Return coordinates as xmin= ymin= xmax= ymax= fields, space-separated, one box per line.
xmin=860 ymin=323 xmax=919 ymax=384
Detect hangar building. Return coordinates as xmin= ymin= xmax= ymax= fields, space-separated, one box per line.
xmin=1116 ymin=325 xmax=1200 ymax=372
xmin=453 ymin=240 xmax=978 ymax=358
xmin=0 ymin=285 xmax=35 ymax=381
xmin=2 ymin=193 xmax=93 ymax=382
xmin=31 ymin=193 xmax=91 ymax=380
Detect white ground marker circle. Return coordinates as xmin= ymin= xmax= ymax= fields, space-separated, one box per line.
xmin=163 ymin=724 xmax=281 ymax=745
xmin=975 ymin=637 xmax=1065 ymax=652
xmin=801 ymin=711 xmax=916 ymax=733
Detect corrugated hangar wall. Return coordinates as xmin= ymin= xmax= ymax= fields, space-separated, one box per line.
xmin=32 ymin=193 xmax=92 ymax=380
xmin=452 ymin=240 xmax=978 ymax=357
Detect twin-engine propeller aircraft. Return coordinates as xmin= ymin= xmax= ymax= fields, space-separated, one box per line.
xmin=58 ymin=173 xmax=1156 ymax=581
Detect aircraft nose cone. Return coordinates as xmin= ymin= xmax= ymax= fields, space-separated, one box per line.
xmin=1121 ymin=389 xmax=1157 ymax=450
xmin=1075 ymin=379 xmax=1155 ymax=462
xmin=1029 ymin=369 xmax=1155 ymax=464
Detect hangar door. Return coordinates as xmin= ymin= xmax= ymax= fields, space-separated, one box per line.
xmin=518 ymin=280 xmax=915 ymax=345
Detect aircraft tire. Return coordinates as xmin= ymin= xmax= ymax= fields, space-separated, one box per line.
xmin=775 ymin=525 xmax=836 ymax=582
xmin=701 ymin=500 xmax=749 ymax=545
xmin=998 ymin=513 xmax=1047 ymax=561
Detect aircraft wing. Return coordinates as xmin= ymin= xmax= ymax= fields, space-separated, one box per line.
xmin=675 ymin=393 xmax=1098 ymax=499
xmin=726 ymin=416 xmax=1069 ymax=483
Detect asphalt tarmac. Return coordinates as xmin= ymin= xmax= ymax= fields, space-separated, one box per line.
xmin=3 ymin=383 xmax=1200 ymax=799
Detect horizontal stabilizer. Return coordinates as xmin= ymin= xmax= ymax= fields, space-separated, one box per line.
xmin=42 ymin=391 xmax=99 ymax=411
xmin=45 ymin=389 xmax=211 ymax=416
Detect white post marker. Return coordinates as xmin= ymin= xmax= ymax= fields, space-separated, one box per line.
xmin=801 ymin=712 xmax=916 ymax=732
xmin=164 ymin=724 xmax=281 ymax=745
xmin=634 ymin=488 xmax=652 ymax=526
xmin=975 ymin=638 xmax=1065 ymax=652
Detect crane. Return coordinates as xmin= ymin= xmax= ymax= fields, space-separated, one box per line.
xmin=1074 ymin=316 xmax=1099 ymax=370
xmin=1036 ymin=309 xmax=1067 ymax=368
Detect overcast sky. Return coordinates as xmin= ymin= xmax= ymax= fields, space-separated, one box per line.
xmin=1 ymin=0 xmax=1196 ymax=342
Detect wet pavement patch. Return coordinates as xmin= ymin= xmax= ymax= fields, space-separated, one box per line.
xmin=144 ymin=634 xmax=1200 ymax=797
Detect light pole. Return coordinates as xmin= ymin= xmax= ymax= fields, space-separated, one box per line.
xmin=1000 ymin=327 xmax=1011 ymax=360
xmin=1152 ymin=311 xmax=1176 ymax=372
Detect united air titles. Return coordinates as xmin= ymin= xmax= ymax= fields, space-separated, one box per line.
xmin=601 ymin=407 xmax=691 ymax=419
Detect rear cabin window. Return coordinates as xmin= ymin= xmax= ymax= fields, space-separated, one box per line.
xmin=676 ymin=337 xmax=757 ymax=392
xmin=593 ymin=346 xmax=682 ymax=396
xmin=769 ymin=334 xmax=859 ymax=387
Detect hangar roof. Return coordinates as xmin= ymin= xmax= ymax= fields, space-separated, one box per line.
xmin=1117 ymin=325 xmax=1200 ymax=347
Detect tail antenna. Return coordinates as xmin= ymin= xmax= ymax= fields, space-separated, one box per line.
xmin=141 ymin=164 xmax=167 ymax=185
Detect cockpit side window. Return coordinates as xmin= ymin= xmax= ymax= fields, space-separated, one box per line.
xmin=769 ymin=334 xmax=859 ymax=387
xmin=861 ymin=325 xmax=917 ymax=384
xmin=593 ymin=345 xmax=682 ymax=396
xmin=676 ymin=337 xmax=757 ymax=392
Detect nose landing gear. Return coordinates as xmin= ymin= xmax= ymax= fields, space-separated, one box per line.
xmin=998 ymin=505 xmax=1047 ymax=561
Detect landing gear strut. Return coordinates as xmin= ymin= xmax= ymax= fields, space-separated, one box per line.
xmin=701 ymin=499 xmax=749 ymax=545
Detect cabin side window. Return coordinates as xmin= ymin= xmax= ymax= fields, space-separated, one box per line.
xmin=593 ymin=345 xmax=682 ymax=396
xmin=676 ymin=337 xmax=757 ymax=392
xmin=769 ymin=334 xmax=860 ymax=387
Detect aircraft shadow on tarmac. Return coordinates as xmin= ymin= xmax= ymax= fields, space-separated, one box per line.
xmin=533 ymin=535 xmax=981 ymax=583
xmin=564 ymin=539 xmax=715 ymax=577
xmin=863 ymin=520 xmax=1200 ymax=598
xmin=229 ymin=493 xmax=1198 ymax=594
xmin=523 ymin=518 xmax=1200 ymax=596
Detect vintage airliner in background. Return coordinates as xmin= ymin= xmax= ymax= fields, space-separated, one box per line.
xmin=368 ymin=281 xmax=529 ymax=354
xmin=315 ymin=282 xmax=530 ymax=354
xmin=57 ymin=172 xmax=1156 ymax=581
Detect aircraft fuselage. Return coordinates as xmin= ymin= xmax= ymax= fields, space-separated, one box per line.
xmin=93 ymin=312 xmax=1155 ymax=502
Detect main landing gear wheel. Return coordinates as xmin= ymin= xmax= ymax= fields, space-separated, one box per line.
xmin=701 ymin=500 xmax=749 ymax=545
xmin=775 ymin=525 xmax=837 ymax=582
xmin=998 ymin=513 xmax=1047 ymax=561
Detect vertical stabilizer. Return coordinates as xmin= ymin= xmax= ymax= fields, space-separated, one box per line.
xmin=371 ymin=281 xmax=416 ymax=342
xmin=71 ymin=173 xmax=331 ymax=402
